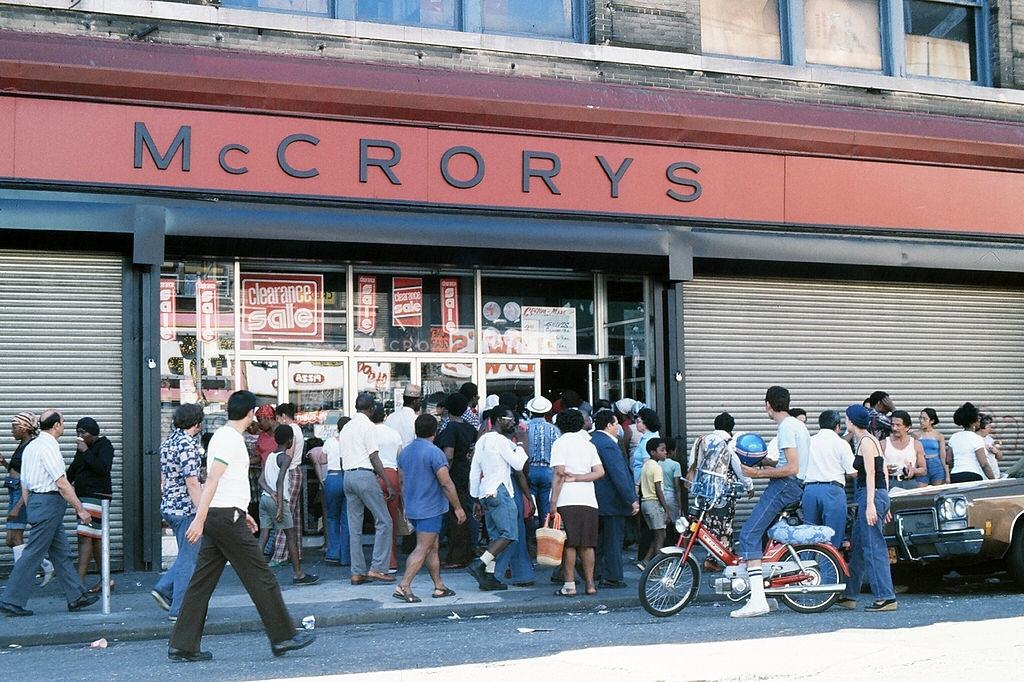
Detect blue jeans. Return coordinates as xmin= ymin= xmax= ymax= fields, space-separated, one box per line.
xmin=801 ymin=483 xmax=848 ymax=547
xmin=843 ymin=488 xmax=896 ymax=602
xmin=4 ymin=477 xmax=27 ymax=529
xmin=925 ymin=456 xmax=946 ymax=485
xmin=527 ymin=466 xmax=553 ymax=526
xmin=481 ymin=486 xmax=519 ymax=542
xmin=323 ymin=472 xmax=350 ymax=564
xmin=154 ymin=512 xmax=200 ymax=617
xmin=495 ymin=482 xmax=535 ymax=585
xmin=738 ymin=477 xmax=803 ymax=560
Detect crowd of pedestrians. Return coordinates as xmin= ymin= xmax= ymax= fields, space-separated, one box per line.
xmin=0 ymin=384 xmax=1016 ymax=651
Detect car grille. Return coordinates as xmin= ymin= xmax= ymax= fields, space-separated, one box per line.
xmin=898 ymin=511 xmax=937 ymax=535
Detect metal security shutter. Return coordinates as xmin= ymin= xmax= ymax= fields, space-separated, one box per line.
xmin=683 ymin=276 xmax=1024 ymax=529
xmin=0 ymin=251 xmax=124 ymax=573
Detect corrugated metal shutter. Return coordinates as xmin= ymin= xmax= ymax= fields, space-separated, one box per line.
xmin=683 ymin=276 xmax=1024 ymax=529
xmin=0 ymin=251 xmax=124 ymax=573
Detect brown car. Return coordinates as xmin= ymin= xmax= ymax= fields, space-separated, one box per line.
xmin=883 ymin=478 xmax=1024 ymax=589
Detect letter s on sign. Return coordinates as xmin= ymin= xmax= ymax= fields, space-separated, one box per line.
xmin=666 ymin=162 xmax=702 ymax=203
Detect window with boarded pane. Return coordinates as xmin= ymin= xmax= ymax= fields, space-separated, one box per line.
xmin=804 ymin=0 xmax=883 ymax=70
xmin=700 ymin=0 xmax=782 ymax=61
xmin=904 ymin=0 xmax=977 ymax=80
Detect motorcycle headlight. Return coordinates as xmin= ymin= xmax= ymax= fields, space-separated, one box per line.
xmin=675 ymin=517 xmax=689 ymax=534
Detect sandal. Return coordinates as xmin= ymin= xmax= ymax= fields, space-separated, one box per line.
xmin=391 ymin=587 xmax=422 ymax=603
xmin=554 ymin=587 xmax=577 ymax=597
xmin=88 ymin=580 xmax=115 ymax=594
xmin=431 ymin=587 xmax=456 ymax=599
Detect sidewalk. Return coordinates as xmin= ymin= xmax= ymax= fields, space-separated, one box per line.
xmin=0 ymin=550 xmax=659 ymax=648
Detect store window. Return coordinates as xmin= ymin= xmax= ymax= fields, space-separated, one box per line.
xmin=421 ymin=361 xmax=475 ymax=398
xmin=480 ymin=0 xmax=576 ymax=39
xmin=238 ymin=269 xmax=347 ymax=352
xmin=352 ymin=272 xmax=475 ymax=353
xmin=480 ymin=275 xmax=595 ymax=356
xmin=159 ymin=261 xmax=236 ymax=436
xmin=484 ymin=362 xmax=537 ymax=405
xmin=350 ymin=0 xmax=457 ymax=29
xmin=904 ymin=0 xmax=978 ymax=80
xmin=700 ymin=0 xmax=782 ymax=60
xmin=222 ymin=0 xmax=330 ymax=16
xmin=354 ymin=361 xmax=412 ymax=411
xmin=700 ymin=0 xmax=988 ymax=83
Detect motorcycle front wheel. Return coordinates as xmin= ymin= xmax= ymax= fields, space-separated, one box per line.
xmin=779 ymin=544 xmax=844 ymax=614
xmin=639 ymin=552 xmax=701 ymax=617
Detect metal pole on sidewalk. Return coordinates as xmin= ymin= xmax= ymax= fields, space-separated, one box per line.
xmin=101 ymin=499 xmax=110 ymax=615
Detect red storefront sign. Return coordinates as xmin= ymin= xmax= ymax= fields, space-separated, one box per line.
xmin=195 ymin=279 xmax=219 ymax=343
xmin=3 ymin=94 xmax=1024 ymax=235
xmin=392 ymin=277 xmax=423 ymax=328
xmin=159 ymin=278 xmax=177 ymax=340
xmin=240 ymin=273 xmax=323 ymax=342
xmin=356 ymin=275 xmax=377 ymax=335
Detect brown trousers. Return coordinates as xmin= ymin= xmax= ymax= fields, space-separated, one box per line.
xmin=169 ymin=507 xmax=295 ymax=651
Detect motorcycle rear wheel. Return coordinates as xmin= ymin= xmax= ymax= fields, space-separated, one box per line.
xmin=779 ymin=544 xmax=843 ymax=614
xmin=639 ymin=552 xmax=701 ymax=617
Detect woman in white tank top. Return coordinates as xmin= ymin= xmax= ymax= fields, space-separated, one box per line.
xmin=882 ymin=411 xmax=927 ymax=489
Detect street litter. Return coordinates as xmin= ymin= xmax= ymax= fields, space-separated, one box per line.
xmin=594 ymin=604 xmax=607 ymax=610
xmin=471 ymin=615 xmax=489 ymax=619
xmin=7 ymin=645 xmax=21 ymax=649
xmin=516 ymin=627 xmax=553 ymax=634
xmin=447 ymin=612 xmax=461 ymax=620
xmin=89 ymin=639 xmax=108 ymax=649
xmin=597 ymin=610 xmax=609 ymax=614
xmin=302 ymin=616 xmax=316 ymax=630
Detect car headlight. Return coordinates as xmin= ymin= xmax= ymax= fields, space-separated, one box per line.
xmin=939 ymin=496 xmax=968 ymax=521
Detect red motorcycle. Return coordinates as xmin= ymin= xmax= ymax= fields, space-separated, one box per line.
xmin=639 ymin=481 xmax=849 ymax=617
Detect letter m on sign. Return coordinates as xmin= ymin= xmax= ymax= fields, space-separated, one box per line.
xmin=134 ymin=122 xmax=191 ymax=171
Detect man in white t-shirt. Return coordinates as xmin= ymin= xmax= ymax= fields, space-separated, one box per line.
xmin=168 ymin=391 xmax=315 ymax=662
xmin=372 ymin=405 xmax=404 ymax=573
xmin=384 ymin=383 xmax=421 ymax=447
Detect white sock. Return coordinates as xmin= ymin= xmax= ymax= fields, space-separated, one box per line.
xmin=747 ymin=567 xmax=768 ymax=606
xmin=12 ymin=544 xmax=24 ymax=563
xmin=41 ymin=558 xmax=54 ymax=573
xmin=480 ymin=551 xmax=495 ymax=570
xmin=485 ymin=561 xmax=496 ymax=574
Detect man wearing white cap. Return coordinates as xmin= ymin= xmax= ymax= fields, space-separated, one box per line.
xmin=385 ymin=383 xmax=422 ymax=448
xmin=524 ymin=396 xmax=560 ymax=529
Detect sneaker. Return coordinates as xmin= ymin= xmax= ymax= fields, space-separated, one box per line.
xmin=39 ymin=566 xmax=55 ymax=588
xmin=151 ymin=590 xmax=172 ymax=612
xmin=766 ymin=598 xmax=779 ymax=613
xmin=479 ymin=573 xmax=508 ymax=591
xmin=292 ymin=574 xmax=320 ymax=586
xmin=268 ymin=559 xmax=287 ymax=568
xmin=836 ymin=598 xmax=857 ymax=610
xmin=865 ymin=599 xmax=898 ymax=612
xmin=730 ymin=599 xmax=770 ymax=618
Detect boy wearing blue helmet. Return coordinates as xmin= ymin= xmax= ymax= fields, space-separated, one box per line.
xmin=731 ymin=385 xmax=810 ymax=618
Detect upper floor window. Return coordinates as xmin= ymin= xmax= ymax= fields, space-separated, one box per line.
xmin=700 ymin=0 xmax=989 ymax=84
xmin=222 ymin=0 xmax=582 ymax=41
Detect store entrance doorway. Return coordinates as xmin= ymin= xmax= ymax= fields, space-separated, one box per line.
xmin=540 ymin=359 xmax=594 ymax=405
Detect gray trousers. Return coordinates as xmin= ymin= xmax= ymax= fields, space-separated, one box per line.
xmin=1 ymin=493 xmax=85 ymax=607
xmin=343 ymin=469 xmax=393 ymax=576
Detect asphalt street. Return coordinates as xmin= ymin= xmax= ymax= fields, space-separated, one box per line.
xmin=4 ymin=587 xmax=1023 ymax=681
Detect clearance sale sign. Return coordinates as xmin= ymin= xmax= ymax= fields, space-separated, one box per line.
xmin=240 ymin=273 xmax=324 ymax=342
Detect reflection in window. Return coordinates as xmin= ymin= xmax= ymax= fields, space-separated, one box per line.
xmin=905 ymin=0 xmax=976 ymax=80
xmin=481 ymin=0 xmax=575 ymax=39
xmin=480 ymin=276 xmax=595 ymax=356
xmin=804 ymin=0 xmax=882 ymax=70
xmin=700 ymin=0 xmax=781 ymax=60
xmin=352 ymin=272 xmax=475 ymax=354
xmin=484 ymin=362 xmax=537 ymax=405
xmin=353 ymin=0 xmax=457 ymax=29
xmin=354 ymin=361 xmax=411 ymax=412
xmin=221 ymin=0 xmax=330 ymax=16
xmin=606 ymin=280 xmax=646 ymax=403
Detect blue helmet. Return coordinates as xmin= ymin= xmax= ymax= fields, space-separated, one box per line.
xmin=734 ymin=432 xmax=768 ymax=467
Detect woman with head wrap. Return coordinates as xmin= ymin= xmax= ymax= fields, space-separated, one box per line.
xmin=837 ymin=404 xmax=897 ymax=612
xmin=66 ymin=417 xmax=115 ymax=592
xmin=2 ymin=413 xmax=55 ymax=584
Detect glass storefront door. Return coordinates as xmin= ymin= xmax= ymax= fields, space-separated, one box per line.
xmin=240 ymin=357 xmax=347 ymax=440
xmin=596 ymin=357 xmax=624 ymax=404
xmin=352 ymin=360 xmax=412 ymax=412
xmin=483 ymin=360 xmax=539 ymax=405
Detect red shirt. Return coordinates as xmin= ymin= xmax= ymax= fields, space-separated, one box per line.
xmin=256 ymin=431 xmax=277 ymax=465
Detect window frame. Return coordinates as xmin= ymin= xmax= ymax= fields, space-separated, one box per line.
xmin=701 ymin=0 xmax=990 ymax=86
